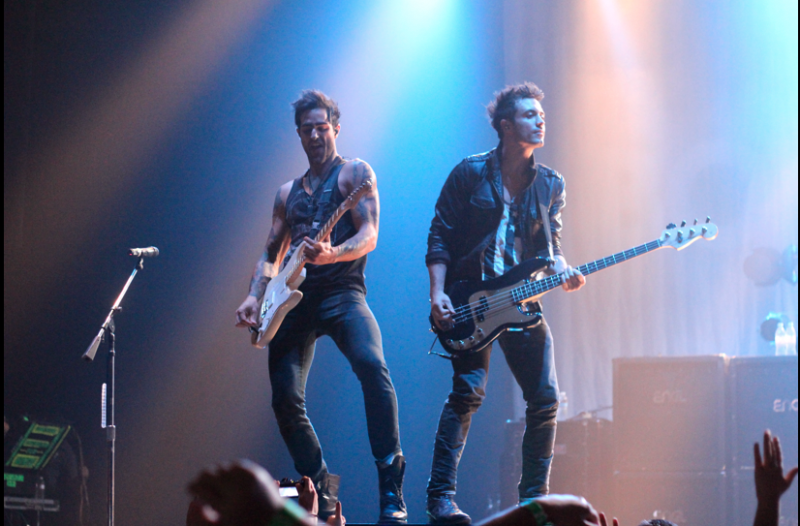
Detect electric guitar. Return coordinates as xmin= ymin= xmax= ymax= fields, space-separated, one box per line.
xmin=250 ymin=179 xmax=373 ymax=348
xmin=431 ymin=219 xmax=719 ymax=356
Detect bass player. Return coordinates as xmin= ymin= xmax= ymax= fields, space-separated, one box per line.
xmin=425 ymin=83 xmax=585 ymax=524
xmin=235 ymin=90 xmax=407 ymax=524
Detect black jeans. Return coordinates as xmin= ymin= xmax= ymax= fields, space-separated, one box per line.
xmin=269 ymin=289 xmax=402 ymax=482
xmin=427 ymin=319 xmax=559 ymax=500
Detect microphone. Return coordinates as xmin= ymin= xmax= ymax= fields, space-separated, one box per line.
xmin=129 ymin=247 xmax=160 ymax=258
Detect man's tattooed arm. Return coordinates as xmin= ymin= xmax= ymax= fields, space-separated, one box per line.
xmin=333 ymin=159 xmax=380 ymax=262
xmin=249 ymin=187 xmax=291 ymax=298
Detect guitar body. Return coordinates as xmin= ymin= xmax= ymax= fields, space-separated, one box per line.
xmin=251 ymin=262 xmax=306 ymax=349
xmin=249 ymin=178 xmax=375 ymax=349
xmin=432 ymin=258 xmax=551 ymax=356
xmin=430 ymin=218 xmax=719 ymax=357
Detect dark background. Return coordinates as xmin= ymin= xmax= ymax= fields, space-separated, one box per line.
xmin=5 ymin=1 xmax=798 ymax=524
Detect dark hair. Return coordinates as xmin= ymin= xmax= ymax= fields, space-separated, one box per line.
xmin=638 ymin=521 xmax=678 ymax=526
xmin=292 ymin=90 xmax=341 ymax=129
xmin=487 ymin=82 xmax=545 ymax=140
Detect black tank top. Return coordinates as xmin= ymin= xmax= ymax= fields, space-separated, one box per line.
xmin=282 ymin=159 xmax=368 ymax=295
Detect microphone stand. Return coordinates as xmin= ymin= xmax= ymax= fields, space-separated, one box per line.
xmin=82 ymin=257 xmax=146 ymax=526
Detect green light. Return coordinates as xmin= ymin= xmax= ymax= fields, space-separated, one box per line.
xmin=4 ymin=472 xmax=25 ymax=488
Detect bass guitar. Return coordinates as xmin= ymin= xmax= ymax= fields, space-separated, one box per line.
xmin=431 ymin=218 xmax=718 ymax=356
xmin=250 ymin=179 xmax=373 ymax=348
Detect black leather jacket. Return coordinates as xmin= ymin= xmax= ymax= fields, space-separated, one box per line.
xmin=426 ymin=147 xmax=566 ymax=287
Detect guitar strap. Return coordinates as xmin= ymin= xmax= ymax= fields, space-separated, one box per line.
xmin=308 ymin=159 xmax=346 ymax=240
xmin=533 ymin=168 xmax=555 ymax=262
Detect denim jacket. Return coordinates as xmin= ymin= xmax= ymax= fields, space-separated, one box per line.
xmin=426 ymin=147 xmax=566 ymax=287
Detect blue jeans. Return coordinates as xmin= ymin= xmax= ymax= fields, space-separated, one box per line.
xmin=427 ymin=319 xmax=559 ymax=500
xmin=268 ymin=289 xmax=402 ymax=482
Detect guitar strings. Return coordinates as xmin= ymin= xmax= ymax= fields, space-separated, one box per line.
xmin=448 ymin=240 xmax=662 ymax=326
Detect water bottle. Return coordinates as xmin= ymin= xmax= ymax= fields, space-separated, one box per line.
xmin=775 ymin=323 xmax=788 ymax=356
xmin=786 ymin=322 xmax=797 ymax=356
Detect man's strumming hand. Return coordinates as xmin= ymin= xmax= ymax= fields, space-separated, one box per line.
xmin=236 ymin=296 xmax=261 ymax=328
xmin=430 ymin=290 xmax=456 ymax=332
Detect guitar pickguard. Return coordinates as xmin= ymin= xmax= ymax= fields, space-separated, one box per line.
xmin=434 ymin=258 xmax=550 ymax=355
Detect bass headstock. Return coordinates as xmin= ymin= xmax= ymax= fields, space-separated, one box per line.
xmin=660 ymin=217 xmax=719 ymax=250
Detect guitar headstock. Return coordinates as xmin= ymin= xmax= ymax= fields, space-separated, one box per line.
xmin=343 ymin=178 xmax=374 ymax=210
xmin=660 ymin=217 xmax=718 ymax=250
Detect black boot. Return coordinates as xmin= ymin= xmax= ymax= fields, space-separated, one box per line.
xmin=316 ymin=472 xmax=341 ymax=521
xmin=427 ymin=495 xmax=471 ymax=525
xmin=377 ymin=455 xmax=408 ymax=524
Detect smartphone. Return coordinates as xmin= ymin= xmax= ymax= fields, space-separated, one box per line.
xmin=279 ymin=485 xmax=299 ymax=498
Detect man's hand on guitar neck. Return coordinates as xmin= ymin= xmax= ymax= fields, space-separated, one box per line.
xmin=551 ymin=256 xmax=586 ymax=293
xmin=302 ymin=236 xmax=340 ymax=265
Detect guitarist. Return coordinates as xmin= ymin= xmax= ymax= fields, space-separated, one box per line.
xmin=425 ymin=83 xmax=585 ymax=524
xmin=235 ymin=90 xmax=407 ymax=524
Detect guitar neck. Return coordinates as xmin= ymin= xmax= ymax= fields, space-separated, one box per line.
xmin=286 ymin=201 xmax=349 ymax=282
xmin=517 ymin=239 xmax=664 ymax=300
xmin=313 ymin=202 xmax=346 ymax=245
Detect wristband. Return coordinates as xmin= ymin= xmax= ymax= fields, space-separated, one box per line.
xmin=268 ymin=500 xmax=310 ymax=526
xmin=524 ymin=501 xmax=553 ymax=526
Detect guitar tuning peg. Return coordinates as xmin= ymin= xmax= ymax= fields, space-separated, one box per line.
xmin=666 ymin=223 xmax=677 ymax=229
xmin=706 ymin=216 xmax=711 ymax=224
xmin=681 ymin=220 xmax=687 ymax=227
xmin=694 ymin=218 xmax=699 ymax=225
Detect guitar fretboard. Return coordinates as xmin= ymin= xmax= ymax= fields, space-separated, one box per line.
xmin=511 ymin=240 xmax=663 ymax=303
xmin=286 ymin=182 xmax=370 ymax=283
xmin=287 ymin=203 xmax=348 ymax=280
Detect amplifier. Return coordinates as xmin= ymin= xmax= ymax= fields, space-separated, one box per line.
xmin=729 ymin=356 xmax=798 ymax=526
xmin=613 ymin=356 xmax=728 ymax=472
xmin=499 ymin=418 xmax=614 ymax=511
xmin=614 ymin=471 xmax=727 ymax=526
xmin=729 ymin=356 xmax=798 ymax=469
xmin=549 ymin=417 xmax=614 ymax=512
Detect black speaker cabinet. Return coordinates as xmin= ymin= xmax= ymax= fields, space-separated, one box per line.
xmin=549 ymin=417 xmax=614 ymax=512
xmin=614 ymin=471 xmax=727 ymax=526
xmin=729 ymin=356 xmax=798 ymax=469
xmin=500 ymin=418 xmax=614 ymax=510
xmin=613 ymin=356 xmax=728 ymax=472
xmin=731 ymin=470 xmax=798 ymax=526
xmin=729 ymin=356 xmax=799 ymax=526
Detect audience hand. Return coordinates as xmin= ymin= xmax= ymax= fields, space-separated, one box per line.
xmin=755 ymin=430 xmax=798 ymax=505
xmin=326 ymin=502 xmax=345 ymax=526
xmin=296 ymin=477 xmax=319 ymax=517
xmin=535 ymin=495 xmax=601 ymax=525
xmin=188 ymin=460 xmax=310 ymax=526
xmin=599 ymin=512 xmax=619 ymax=526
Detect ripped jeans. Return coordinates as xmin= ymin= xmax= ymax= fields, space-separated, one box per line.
xmin=427 ymin=319 xmax=559 ymax=500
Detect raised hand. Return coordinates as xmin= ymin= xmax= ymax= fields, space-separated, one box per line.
xmin=188 ymin=460 xmax=308 ymax=526
xmin=755 ymin=430 xmax=799 ymax=505
xmin=326 ymin=502 xmax=346 ymax=526
xmin=296 ymin=476 xmax=319 ymax=517
xmin=599 ymin=512 xmax=619 ymax=526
